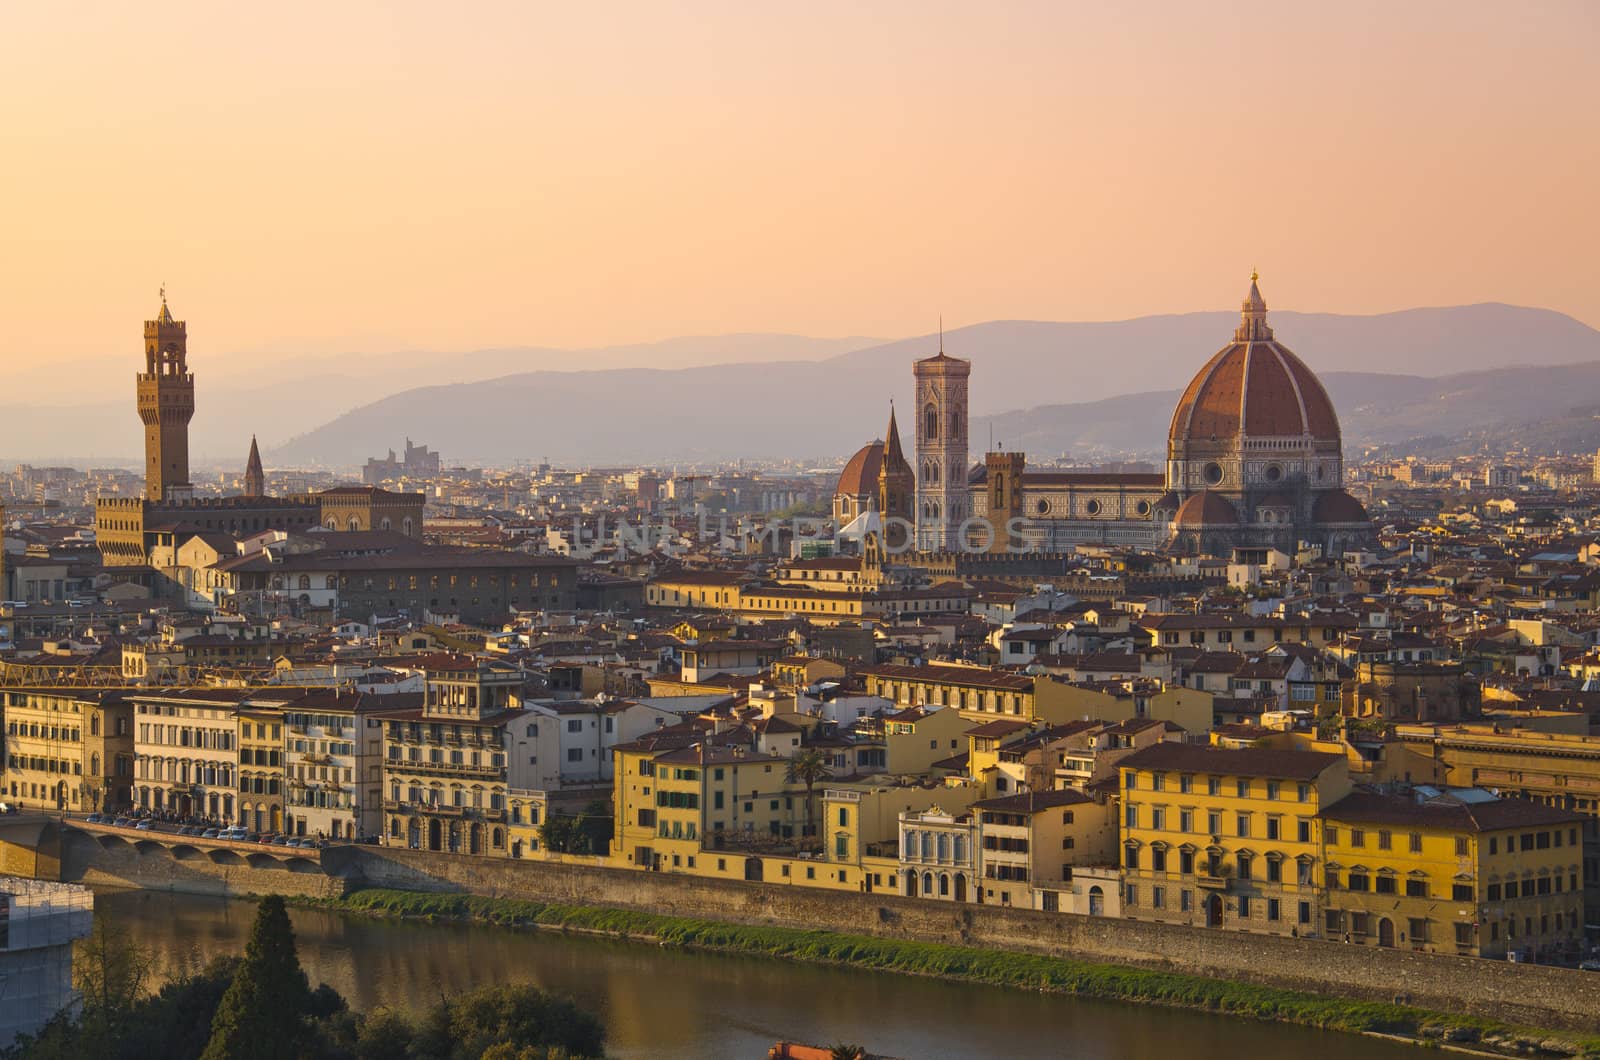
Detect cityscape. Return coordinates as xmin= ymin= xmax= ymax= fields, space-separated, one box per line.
xmin=3 ymin=4 xmax=1600 ymax=1060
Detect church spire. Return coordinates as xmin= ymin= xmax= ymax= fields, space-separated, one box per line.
xmin=883 ymin=401 xmax=906 ymax=466
xmin=1235 ymin=270 xmax=1273 ymax=342
xmin=244 ymin=434 xmax=265 ymax=496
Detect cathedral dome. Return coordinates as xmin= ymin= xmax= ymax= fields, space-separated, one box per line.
xmin=1313 ymin=489 xmax=1370 ymax=524
xmin=1168 ymin=276 xmax=1340 ymax=448
xmin=836 ymin=441 xmax=884 ymax=498
xmin=1174 ymin=490 xmax=1239 ymax=527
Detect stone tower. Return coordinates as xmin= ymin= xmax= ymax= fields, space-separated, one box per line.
xmin=913 ymin=339 xmax=970 ymax=551
xmin=137 ymin=291 xmax=195 ymax=502
xmin=983 ymin=449 xmax=1026 ymax=553
xmin=243 ymin=435 xmax=265 ymax=497
xmin=877 ymin=404 xmax=915 ymax=550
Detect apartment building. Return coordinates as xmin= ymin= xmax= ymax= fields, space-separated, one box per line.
xmin=1118 ymin=743 xmax=1351 ymax=936
xmin=1 ymin=689 xmax=133 ymax=813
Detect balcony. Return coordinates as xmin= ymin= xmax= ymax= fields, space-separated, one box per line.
xmin=1196 ymin=871 xmax=1228 ymax=890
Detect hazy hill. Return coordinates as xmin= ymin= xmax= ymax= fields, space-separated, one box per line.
xmin=267 ymin=304 xmax=1600 ymax=466
xmin=0 ymin=333 xmax=878 ymax=466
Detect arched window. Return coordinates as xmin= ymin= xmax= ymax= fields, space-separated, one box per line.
xmin=923 ymin=403 xmax=938 ymax=440
xmin=380 ymin=518 xmax=392 ymax=531
xmin=298 ymin=575 xmax=311 ymax=590
xmin=402 ymin=518 xmax=413 ymax=536
xmin=348 ymin=516 xmax=361 ymax=531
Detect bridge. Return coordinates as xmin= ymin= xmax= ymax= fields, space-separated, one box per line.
xmin=64 ymin=819 xmax=325 ymax=869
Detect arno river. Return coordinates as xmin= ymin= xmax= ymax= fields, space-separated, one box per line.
xmin=96 ymin=889 xmax=1421 ymax=1059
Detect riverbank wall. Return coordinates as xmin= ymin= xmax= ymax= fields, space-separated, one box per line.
xmin=60 ymin=829 xmax=1600 ymax=1033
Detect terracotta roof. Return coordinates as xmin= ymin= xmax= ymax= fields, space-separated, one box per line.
xmin=972 ymin=789 xmax=1093 ymax=813
xmin=1322 ymin=791 xmax=1585 ymax=833
xmin=1314 ymin=489 xmax=1371 ymax=524
xmin=1168 ymin=287 xmax=1340 ymax=445
xmin=1118 ymin=742 xmax=1343 ymax=781
xmin=836 ymin=441 xmax=884 ymax=498
xmin=1174 ymin=491 xmax=1239 ymax=527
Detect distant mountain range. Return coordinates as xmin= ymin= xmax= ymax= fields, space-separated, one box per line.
xmin=268 ymin=304 xmax=1600 ymax=467
xmin=7 ymin=304 xmax=1600 ymax=467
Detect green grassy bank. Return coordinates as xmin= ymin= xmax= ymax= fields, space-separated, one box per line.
xmin=311 ymin=887 xmax=1599 ymax=1058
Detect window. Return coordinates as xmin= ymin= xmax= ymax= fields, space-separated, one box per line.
xmin=1409 ymin=918 xmax=1429 ymax=944
xmin=1265 ymin=817 xmax=1280 ymax=841
xmin=1409 ymin=832 xmax=1423 ymax=854
xmin=1347 ymin=871 xmax=1368 ymax=892
xmin=1454 ymin=922 xmax=1473 ymax=946
xmin=1405 ymin=878 xmax=1428 ymax=898
xmin=1297 ymin=818 xmax=1311 ymax=843
xmin=1237 ymin=895 xmax=1251 ymax=918
xmin=1235 ymin=813 xmax=1249 ymax=838
xmin=1265 ymin=781 xmax=1279 ymax=800
xmin=1375 ymin=874 xmax=1397 ymax=895
xmin=1235 ymin=780 xmax=1249 ymax=798
xmin=1452 ymin=883 xmax=1474 ymax=902
xmin=1207 ymin=777 xmax=1221 ymax=796
xmin=1207 ymin=811 xmax=1222 ymax=836
xmin=1377 ymin=830 xmax=1392 ymax=851
xmin=1267 ymin=898 xmax=1280 ymax=922
xmin=1179 ymin=810 xmax=1193 ymax=833
xmin=1151 ymin=846 xmax=1167 ymax=872
xmin=1350 ymin=828 xmax=1365 ymax=848
xmin=1152 ymin=886 xmax=1165 ymax=909
xmin=566 ymin=748 xmax=583 ymax=762
xmin=1151 ymin=807 xmax=1166 ymax=830
xmin=1237 ymin=853 xmax=1252 ymax=881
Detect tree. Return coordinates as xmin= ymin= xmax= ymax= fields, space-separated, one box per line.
xmin=785 ymin=748 xmax=834 ymax=842
xmin=572 ymin=800 xmax=613 ymax=856
xmin=537 ymin=815 xmax=577 ymax=854
xmin=435 ymin=984 xmax=605 ymax=1060
xmin=200 ymin=895 xmax=314 ymax=1060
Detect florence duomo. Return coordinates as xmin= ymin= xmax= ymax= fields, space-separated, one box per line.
xmin=834 ymin=272 xmax=1375 ymax=559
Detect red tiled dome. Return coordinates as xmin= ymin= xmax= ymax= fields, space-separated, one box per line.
xmin=1174 ymin=490 xmax=1239 ymax=527
xmin=1313 ymin=489 xmax=1369 ymax=524
xmin=1169 ymin=278 xmax=1340 ymax=447
xmin=836 ymin=441 xmax=884 ymax=497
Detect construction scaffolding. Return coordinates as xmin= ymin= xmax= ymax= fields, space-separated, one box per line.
xmin=0 ymin=877 xmax=94 ymax=1047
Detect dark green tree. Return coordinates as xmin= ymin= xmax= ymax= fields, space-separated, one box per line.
xmin=200 ymin=895 xmax=314 ymax=1060
xmin=572 ymin=800 xmax=613 ymax=856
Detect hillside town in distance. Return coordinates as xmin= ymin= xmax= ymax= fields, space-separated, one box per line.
xmin=6 ymin=276 xmax=1600 ymax=975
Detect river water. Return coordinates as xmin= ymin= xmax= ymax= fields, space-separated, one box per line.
xmin=94 ymin=888 xmax=1421 ymax=1060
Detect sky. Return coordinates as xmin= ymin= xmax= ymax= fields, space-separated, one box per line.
xmin=3 ymin=1 xmax=1597 ymax=373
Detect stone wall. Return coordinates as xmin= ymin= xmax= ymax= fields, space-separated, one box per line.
xmin=330 ymin=846 xmax=1600 ymax=1033
xmin=58 ymin=829 xmax=1600 ymax=1032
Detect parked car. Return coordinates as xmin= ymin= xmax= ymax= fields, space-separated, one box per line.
xmin=270 ymin=835 xmax=289 ymax=846
xmin=201 ymin=828 xmax=220 ymax=839
xmin=1580 ymin=959 xmax=1600 ymax=972
xmin=85 ymin=813 xmax=103 ymax=824
xmin=134 ymin=820 xmax=154 ymax=831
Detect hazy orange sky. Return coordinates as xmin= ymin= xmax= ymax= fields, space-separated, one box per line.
xmin=4 ymin=1 xmax=1597 ymax=367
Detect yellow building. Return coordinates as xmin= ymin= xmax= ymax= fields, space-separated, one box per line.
xmin=2 ymin=689 xmax=134 ymax=813
xmin=1119 ymin=743 xmax=1350 ymax=936
xmin=612 ymin=737 xmax=806 ymax=875
xmin=1391 ymin=723 xmax=1600 ymax=919
xmin=882 ymin=705 xmax=970 ymax=775
xmin=971 ymin=788 xmax=1117 ymax=908
xmin=236 ymin=704 xmax=285 ymax=834
xmin=1322 ymin=790 xmax=1586 ymax=959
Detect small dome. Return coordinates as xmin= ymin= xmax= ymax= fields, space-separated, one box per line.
xmin=1313 ymin=489 xmax=1369 ymax=524
xmin=1153 ymin=490 xmax=1181 ymax=512
xmin=836 ymin=441 xmax=884 ymax=498
xmin=1174 ymin=490 xmax=1239 ymax=527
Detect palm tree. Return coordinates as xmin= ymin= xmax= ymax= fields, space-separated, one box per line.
xmin=785 ymin=747 xmax=833 ymax=844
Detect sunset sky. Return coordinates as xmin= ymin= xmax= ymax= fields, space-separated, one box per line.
xmin=4 ymin=1 xmax=1597 ymax=369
